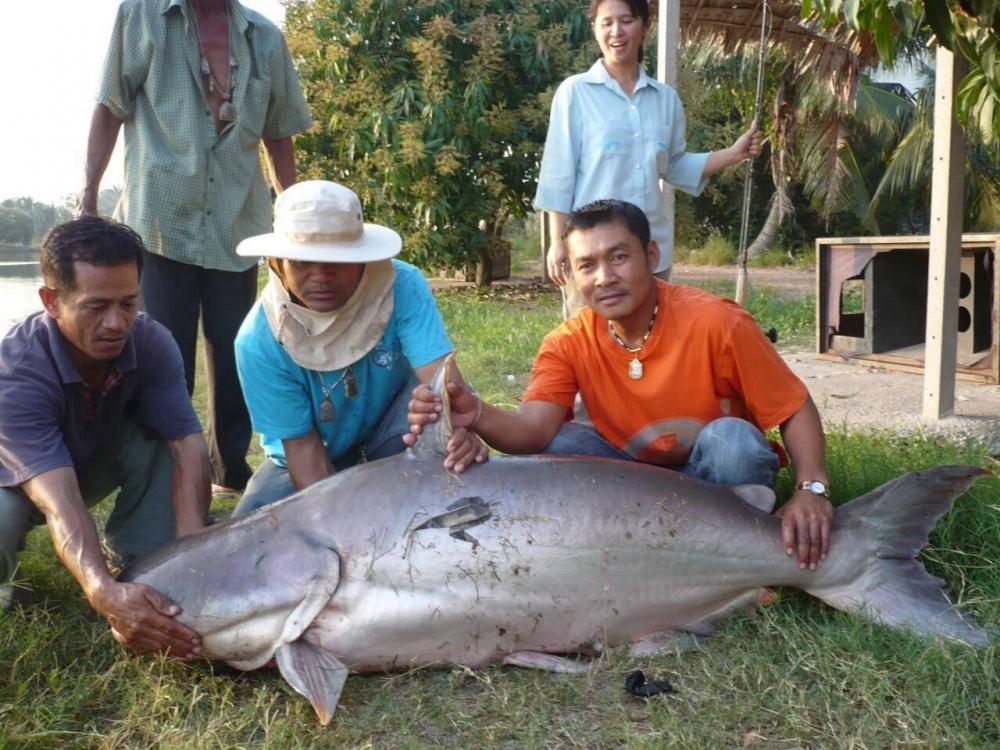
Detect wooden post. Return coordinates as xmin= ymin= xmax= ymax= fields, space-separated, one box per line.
xmin=922 ymin=47 xmax=968 ymax=419
xmin=657 ymin=0 xmax=680 ymax=269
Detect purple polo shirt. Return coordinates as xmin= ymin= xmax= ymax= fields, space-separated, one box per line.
xmin=0 ymin=312 xmax=202 ymax=487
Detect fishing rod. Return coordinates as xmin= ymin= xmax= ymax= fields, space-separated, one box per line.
xmin=734 ymin=0 xmax=770 ymax=308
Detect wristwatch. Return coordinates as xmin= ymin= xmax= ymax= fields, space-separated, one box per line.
xmin=797 ymin=480 xmax=830 ymax=498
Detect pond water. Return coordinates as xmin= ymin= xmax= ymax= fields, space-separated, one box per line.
xmin=0 ymin=262 xmax=43 ymax=332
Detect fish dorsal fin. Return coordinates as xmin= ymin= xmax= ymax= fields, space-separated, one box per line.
xmin=408 ymin=353 xmax=455 ymax=458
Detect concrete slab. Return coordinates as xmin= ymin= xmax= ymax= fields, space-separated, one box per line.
xmin=783 ymin=347 xmax=1000 ymax=452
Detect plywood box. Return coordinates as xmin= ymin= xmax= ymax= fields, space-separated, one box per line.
xmin=816 ymin=234 xmax=1000 ymax=383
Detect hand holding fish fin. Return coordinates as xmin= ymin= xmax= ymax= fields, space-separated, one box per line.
xmin=405 ymin=353 xmax=487 ymax=471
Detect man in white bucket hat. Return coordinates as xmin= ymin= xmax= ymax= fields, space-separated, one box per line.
xmin=232 ymin=181 xmax=487 ymax=514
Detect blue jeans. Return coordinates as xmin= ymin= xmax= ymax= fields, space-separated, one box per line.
xmin=233 ymin=375 xmax=417 ymax=516
xmin=544 ymin=417 xmax=779 ymax=487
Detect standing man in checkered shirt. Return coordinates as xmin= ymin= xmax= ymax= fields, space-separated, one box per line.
xmin=78 ymin=0 xmax=312 ymax=494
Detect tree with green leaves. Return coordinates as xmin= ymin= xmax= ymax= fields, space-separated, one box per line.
xmin=284 ymin=0 xmax=591 ymax=284
xmin=806 ymin=0 xmax=1000 ymax=141
xmin=0 ymin=206 xmax=34 ymax=247
xmin=681 ymin=43 xmax=918 ymax=258
xmin=682 ymin=22 xmax=997 ymax=260
xmin=869 ymin=63 xmax=1000 ymax=231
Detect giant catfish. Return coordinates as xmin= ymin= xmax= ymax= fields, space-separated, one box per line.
xmin=122 ymin=365 xmax=991 ymax=724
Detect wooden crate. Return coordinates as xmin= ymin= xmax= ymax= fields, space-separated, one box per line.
xmin=816 ymin=234 xmax=1000 ymax=383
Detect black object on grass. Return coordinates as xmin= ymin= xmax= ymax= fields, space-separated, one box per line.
xmin=624 ymin=670 xmax=675 ymax=698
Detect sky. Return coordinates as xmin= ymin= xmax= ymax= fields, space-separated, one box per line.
xmin=0 ymin=0 xmax=285 ymax=206
xmin=0 ymin=2 xmax=923 ymax=208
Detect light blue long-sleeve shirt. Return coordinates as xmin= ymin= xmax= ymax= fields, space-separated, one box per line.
xmin=534 ymin=60 xmax=709 ymax=273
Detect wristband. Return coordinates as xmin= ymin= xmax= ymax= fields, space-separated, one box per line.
xmin=465 ymin=385 xmax=483 ymax=428
xmin=472 ymin=394 xmax=483 ymax=428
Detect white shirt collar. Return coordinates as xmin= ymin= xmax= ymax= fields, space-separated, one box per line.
xmin=583 ymin=59 xmax=654 ymax=97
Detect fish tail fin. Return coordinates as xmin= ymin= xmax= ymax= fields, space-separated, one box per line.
xmin=807 ymin=465 xmax=991 ymax=647
xmin=408 ymin=353 xmax=455 ymax=458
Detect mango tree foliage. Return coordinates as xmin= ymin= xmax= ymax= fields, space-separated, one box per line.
xmin=804 ymin=0 xmax=1000 ymax=141
xmin=284 ymin=0 xmax=591 ymax=282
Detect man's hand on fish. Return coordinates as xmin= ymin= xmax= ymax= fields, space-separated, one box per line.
xmin=90 ymin=579 xmax=202 ymax=659
xmin=776 ymin=490 xmax=833 ymax=571
xmin=404 ymin=382 xmax=489 ymax=473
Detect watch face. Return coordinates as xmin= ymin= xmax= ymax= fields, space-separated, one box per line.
xmin=808 ymin=481 xmax=827 ymax=495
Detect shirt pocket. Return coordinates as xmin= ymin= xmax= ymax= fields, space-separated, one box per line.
xmin=584 ymin=123 xmax=635 ymax=162
xmin=237 ymin=77 xmax=269 ymax=147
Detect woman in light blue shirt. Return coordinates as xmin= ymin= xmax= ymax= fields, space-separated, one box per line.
xmin=535 ymin=0 xmax=762 ymax=317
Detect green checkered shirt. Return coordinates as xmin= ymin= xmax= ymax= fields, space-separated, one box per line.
xmin=97 ymin=0 xmax=312 ymax=271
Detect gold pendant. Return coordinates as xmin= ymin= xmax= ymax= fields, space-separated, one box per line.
xmin=629 ymin=357 xmax=643 ymax=380
xmin=219 ymin=100 xmax=236 ymax=122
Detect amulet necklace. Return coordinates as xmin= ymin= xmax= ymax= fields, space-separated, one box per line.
xmin=608 ymin=303 xmax=659 ymax=380
xmin=316 ymin=366 xmax=359 ymax=422
xmin=190 ymin=2 xmax=237 ymax=122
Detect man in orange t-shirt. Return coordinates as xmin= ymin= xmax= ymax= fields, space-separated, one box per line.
xmin=407 ymin=199 xmax=832 ymax=571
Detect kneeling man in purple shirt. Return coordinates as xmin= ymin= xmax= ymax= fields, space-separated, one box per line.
xmin=0 ymin=217 xmax=211 ymax=659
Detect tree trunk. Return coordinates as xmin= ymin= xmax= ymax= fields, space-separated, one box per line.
xmin=475 ymin=248 xmax=491 ymax=286
xmin=746 ymin=190 xmax=788 ymax=260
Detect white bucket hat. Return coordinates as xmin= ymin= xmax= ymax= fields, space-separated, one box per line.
xmin=236 ymin=180 xmax=402 ymax=262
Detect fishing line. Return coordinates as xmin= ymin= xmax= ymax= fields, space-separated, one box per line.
xmin=734 ymin=0 xmax=771 ymax=307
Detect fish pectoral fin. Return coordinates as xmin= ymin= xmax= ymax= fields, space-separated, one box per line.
xmin=275 ymin=641 xmax=349 ymax=726
xmin=502 ymin=651 xmax=590 ymax=674
xmin=628 ymin=631 xmax=702 ymax=657
xmin=277 ymin=575 xmax=339 ymax=647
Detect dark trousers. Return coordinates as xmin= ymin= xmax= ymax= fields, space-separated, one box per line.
xmin=141 ymin=251 xmax=256 ymax=490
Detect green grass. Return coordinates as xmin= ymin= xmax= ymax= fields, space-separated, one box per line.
xmin=434 ymin=284 xmax=562 ymax=405
xmin=506 ymin=216 xmax=543 ymax=277
xmin=673 ymin=234 xmax=814 ymax=269
xmin=749 ymin=244 xmax=816 ymax=269
xmin=679 ymin=277 xmax=815 ymax=348
xmin=2 ymin=284 xmax=998 ymax=749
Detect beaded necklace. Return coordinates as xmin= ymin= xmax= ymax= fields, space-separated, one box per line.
xmin=607 ymin=303 xmax=659 ymax=380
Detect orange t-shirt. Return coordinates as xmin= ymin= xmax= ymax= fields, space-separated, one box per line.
xmin=523 ymin=281 xmax=807 ymax=466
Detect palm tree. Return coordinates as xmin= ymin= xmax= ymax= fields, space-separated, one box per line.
xmin=869 ymin=63 xmax=1000 ymax=233
xmin=742 ymin=57 xmax=917 ymax=257
xmin=685 ymin=41 xmax=998 ymax=259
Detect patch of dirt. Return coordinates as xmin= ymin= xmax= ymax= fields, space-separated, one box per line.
xmin=671 ymin=263 xmax=814 ymax=295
